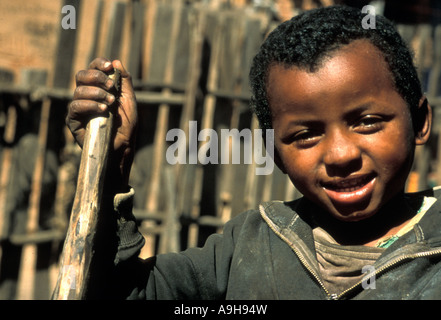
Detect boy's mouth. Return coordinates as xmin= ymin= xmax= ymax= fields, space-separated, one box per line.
xmin=321 ymin=174 xmax=376 ymax=206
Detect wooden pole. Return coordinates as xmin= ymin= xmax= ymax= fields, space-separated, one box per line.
xmin=51 ymin=70 xmax=120 ymax=300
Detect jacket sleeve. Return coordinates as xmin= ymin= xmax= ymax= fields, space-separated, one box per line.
xmin=111 ymin=187 xmax=245 ymax=300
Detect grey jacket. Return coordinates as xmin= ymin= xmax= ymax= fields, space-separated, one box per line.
xmin=104 ymin=187 xmax=441 ymax=300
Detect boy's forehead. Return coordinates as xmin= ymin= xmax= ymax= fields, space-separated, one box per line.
xmin=266 ymin=40 xmax=395 ymax=108
xmin=267 ymin=40 xmax=402 ymax=116
xmin=270 ymin=39 xmax=390 ymax=78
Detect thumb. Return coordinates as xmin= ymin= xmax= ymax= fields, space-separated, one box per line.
xmin=112 ymin=60 xmax=135 ymax=97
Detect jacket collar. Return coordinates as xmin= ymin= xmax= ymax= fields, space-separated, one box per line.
xmin=260 ymin=187 xmax=441 ymax=263
xmin=259 ymin=199 xmax=320 ymax=277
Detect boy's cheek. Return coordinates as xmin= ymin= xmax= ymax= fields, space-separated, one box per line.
xmin=281 ymin=156 xmax=319 ymax=192
xmin=275 ymin=143 xmax=318 ymax=177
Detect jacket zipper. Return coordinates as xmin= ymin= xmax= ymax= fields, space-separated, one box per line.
xmin=259 ymin=205 xmax=331 ymax=297
xmin=332 ymin=248 xmax=441 ymax=300
xmin=287 ymin=240 xmax=331 ymax=297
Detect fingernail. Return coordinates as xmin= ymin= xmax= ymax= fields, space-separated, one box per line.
xmin=104 ymin=61 xmax=112 ymax=68
xmin=106 ymin=78 xmax=114 ymax=89
xmin=107 ymin=94 xmax=115 ymax=104
xmin=99 ymin=103 xmax=108 ymax=110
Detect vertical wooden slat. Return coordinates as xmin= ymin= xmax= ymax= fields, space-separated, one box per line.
xmin=0 ymin=103 xmax=18 ymax=280
xmin=16 ymin=97 xmax=51 ymax=300
xmin=0 ymin=105 xmax=17 ymax=241
xmin=128 ymin=0 xmax=145 ymax=81
xmin=139 ymin=1 xmax=184 ymax=258
xmin=243 ymin=116 xmax=259 ymax=210
xmin=158 ymin=166 xmax=179 ymax=254
xmin=16 ymin=0 xmax=82 ymax=300
xmin=187 ymin=12 xmax=224 ymax=247
xmin=104 ymin=1 xmax=127 ymax=61
xmin=175 ymin=7 xmax=206 ymax=219
xmin=53 ymin=0 xmax=82 ymax=89
xmin=87 ymin=0 xmax=104 ymax=64
xmin=429 ymin=25 xmax=441 ymax=187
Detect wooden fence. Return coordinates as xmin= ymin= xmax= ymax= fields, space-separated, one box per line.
xmin=0 ymin=0 xmax=440 ymax=299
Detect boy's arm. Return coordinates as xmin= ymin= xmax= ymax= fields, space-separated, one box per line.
xmin=64 ymin=58 xmax=239 ymax=300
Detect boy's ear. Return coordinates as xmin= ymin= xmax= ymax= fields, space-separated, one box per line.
xmin=414 ymin=96 xmax=432 ymax=145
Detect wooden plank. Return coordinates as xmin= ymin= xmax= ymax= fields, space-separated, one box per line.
xmin=0 ymin=104 xmax=17 ymax=241
xmin=104 ymin=1 xmax=127 ymax=61
xmin=87 ymin=0 xmax=104 ymax=64
xmin=158 ymin=166 xmax=180 ymax=254
xmin=243 ymin=116 xmax=259 ymax=210
xmin=172 ymin=5 xmax=192 ymax=89
xmin=9 ymin=230 xmax=64 ymax=245
xmin=0 ymin=102 xmax=17 ymax=281
xmin=187 ymin=13 xmax=224 ymax=248
xmin=141 ymin=0 xmax=157 ymax=82
xmin=15 ymin=1 xmax=81 ymax=299
xmin=146 ymin=3 xmax=174 ymax=84
xmin=139 ymin=1 xmax=184 ymax=258
xmin=16 ymin=97 xmax=51 ymax=300
xmin=240 ymin=16 xmax=264 ymax=95
xmin=128 ymin=0 xmax=145 ymax=80
xmin=52 ymin=0 xmax=82 ymax=89
xmin=175 ymin=7 xmax=207 ymax=224
xmin=428 ymin=25 xmax=441 ymax=98
xmin=221 ymin=12 xmax=265 ymax=218
xmin=427 ymin=23 xmax=441 ymax=196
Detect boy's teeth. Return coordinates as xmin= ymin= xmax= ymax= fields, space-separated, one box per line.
xmin=335 ymin=185 xmax=361 ymax=192
xmin=325 ymin=176 xmax=370 ymax=192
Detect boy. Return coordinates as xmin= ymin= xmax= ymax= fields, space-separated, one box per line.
xmin=66 ymin=5 xmax=439 ymax=299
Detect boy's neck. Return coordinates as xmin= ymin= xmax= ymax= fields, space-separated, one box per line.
xmin=307 ymin=191 xmax=421 ymax=247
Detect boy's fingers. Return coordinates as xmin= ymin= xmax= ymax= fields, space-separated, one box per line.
xmin=68 ymin=99 xmax=109 ymax=122
xmin=73 ymin=86 xmax=115 ymax=105
xmin=88 ymin=57 xmax=113 ymax=72
xmin=112 ymin=60 xmax=128 ymax=78
xmin=75 ymin=69 xmax=115 ymax=90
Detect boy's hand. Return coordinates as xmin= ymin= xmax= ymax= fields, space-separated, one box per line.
xmin=66 ymin=58 xmax=138 ymax=190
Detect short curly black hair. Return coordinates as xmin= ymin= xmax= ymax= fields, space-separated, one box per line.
xmin=249 ymin=5 xmax=423 ymax=132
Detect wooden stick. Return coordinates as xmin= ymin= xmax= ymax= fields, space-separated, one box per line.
xmin=48 ymin=127 xmax=80 ymax=296
xmin=51 ymin=70 xmax=120 ymax=300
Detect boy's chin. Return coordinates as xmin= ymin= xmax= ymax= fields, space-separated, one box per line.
xmin=330 ymin=209 xmax=377 ymax=223
xmin=326 ymin=200 xmax=378 ymax=223
xmin=306 ymin=195 xmax=377 ymax=223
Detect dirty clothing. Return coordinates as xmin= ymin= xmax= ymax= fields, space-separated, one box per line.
xmin=110 ymin=186 xmax=441 ymax=300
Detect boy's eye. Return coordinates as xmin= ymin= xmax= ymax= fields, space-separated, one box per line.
xmin=353 ymin=115 xmax=383 ymax=133
xmin=291 ymin=130 xmax=321 ymax=147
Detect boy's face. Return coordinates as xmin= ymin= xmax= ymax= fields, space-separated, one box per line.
xmin=267 ymin=40 xmax=430 ymax=222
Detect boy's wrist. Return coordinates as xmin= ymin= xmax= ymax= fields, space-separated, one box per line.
xmin=105 ymin=146 xmax=134 ymax=195
xmin=112 ymin=186 xmax=145 ymax=265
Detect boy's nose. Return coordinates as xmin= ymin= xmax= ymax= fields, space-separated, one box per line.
xmin=322 ymin=130 xmax=362 ymax=171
